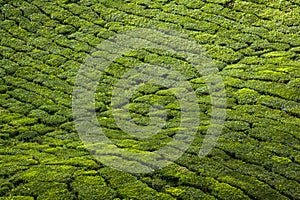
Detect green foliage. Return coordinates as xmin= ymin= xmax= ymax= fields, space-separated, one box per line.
xmin=210 ymin=182 xmax=250 ymax=200
xmin=46 ymin=156 xmax=99 ymax=169
xmin=16 ymin=165 xmax=75 ymax=182
xmin=1 ymin=0 xmax=300 ymax=199
xmin=71 ymin=176 xmax=116 ymax=200
xmin=11 ymin=181 xmax=74 ymax=199
xmin=204 ymin=44 xmax=244 ymax=64
xmin=258 ymin=95 xmax=300 ymax=116
xmin=55 ymin=24 xmax=76 ymax=34
xmin=225 ymin=120 xmax=250 ymax=131
xmin=234 ymin=88 xmax=260 ymax=105
xmin=16 ymin=131 xmax=38 ymax=141
xmin=0 ymin=197 xmax=34 ymax=200
xmin=0 ymin=59 xmax=18 ymax=75
xmin=164 ymin=186 xmax=185 ymax=197
xmin=271 ymin=155 xmax=292 ymax=164
xmin=288 ymin=78 xmax=300 ymax=88
xmin=179 ymin=186 xmax=216 ymax=200
xmin=36 ymin=189 xmax=75 ymax=200
xmin=1 ymin=4 xmax=22 ymax=19
xmin=8 ymin=89 xmax=44 ymax=107
xmin=117 ymin=181 xmax=166 ymax=199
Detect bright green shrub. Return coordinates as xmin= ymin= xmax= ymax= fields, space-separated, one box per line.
xmin=210 ymin=181 xmax=250 ymax=200
xmin=225 ymin=120 xmax=250 ymax=131
xmin=117 ymin=181 xmax=165 ymax=200
xmin=173 ymin=0 xmax=205 ymax=9
xmin=59 ymin=121 xmax=76 ymax=132
xmin=64 ymin=3 xmax=89 ymax=14
xmin=234 ymin=88 xmax=260 ymax=105
xmin=64 ymin=15 xmax=89 ymax=28
xmin=201 ymin=3 xmax=224 ymax=13
xmin=47 ymin=156 xmax=99 ymax=169
xmin=73 ymin=169 xmax=98 ymax=177
xmin=14 ymin=165 xmax=76 ymax=183
xmin=0 ymin=112 xmax=22 ymax=124
xmin=204 ymin=44 xmax=244 ymax=64
xmin=233 ymin=160 xmax=300 ymax=199
xmin=1 ymin=4 xmax=22 ymax=19
xmin=0 ymin=154 xmax=38 ymax=167
xmin=10 ymin=117 xmax=37 ymax=126
xmin=164 ymin=186 xmax=185 ymax=197
xmin=10 ymin=181 xmax=69 ymax=198
xmin=55 ymin=24 xmax=76 ymax=34
xmin=15 ymin=67 xmax=41 ymax=81
xmin=0 ymin=197 xmax=34 ymax=200
xmin=72 ymin=176 xmax=116 ymax=200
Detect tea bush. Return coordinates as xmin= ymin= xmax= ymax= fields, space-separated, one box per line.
xmin=1 ymin=0 xmax=300 ymax=199
xmin=71 ymin=176 xmax=116 ymax=200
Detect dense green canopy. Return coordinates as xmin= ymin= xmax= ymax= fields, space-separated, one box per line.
xmin=0 ymin=0 xmax=299 ymax=199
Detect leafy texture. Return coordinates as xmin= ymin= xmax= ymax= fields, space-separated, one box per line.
xmin=0 ymin=0 xmax=299 ymax=199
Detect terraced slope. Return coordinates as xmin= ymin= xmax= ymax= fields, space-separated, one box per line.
xmin=0 ymin=0 xmax=300 ymax=199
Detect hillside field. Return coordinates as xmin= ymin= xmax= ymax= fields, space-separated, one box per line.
xmin=0 ymin=0 xmax=300 ymax=199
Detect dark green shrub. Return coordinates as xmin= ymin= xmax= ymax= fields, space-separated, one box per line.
xmin=0 ymin=59 xmax=18 ymax=75
xmin=59 ymin=122 xmax=76 ymax=132
xmin=18 ymin=1 xmax=40 ymax=17
xmin=8 ymin=89 xmax=44 ymax=107
xmin=0 ymin=160 xmax=29 ymax=179
xmin=225 ymin=159 xmax=300 ymax=199
xmin=16 ymin=131 xmax=38 ymax=141
xmin=0 ymin=124 xmax=17 ymax=137
xmin=178 ymin=186 xmax=216 ymax=200
xmin=28 ymin=109 xmax=49 ymax=121
xmin=0 ymin=180 xmax=13 ymax=196
xmin=37 ymin=188 xmax=75 ymax=200
xmin=31 ymin=124 xmax=54 ymax=135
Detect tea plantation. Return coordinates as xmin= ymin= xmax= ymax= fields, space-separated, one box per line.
xmin=1 ymin=0 xmax=300 ymax=199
